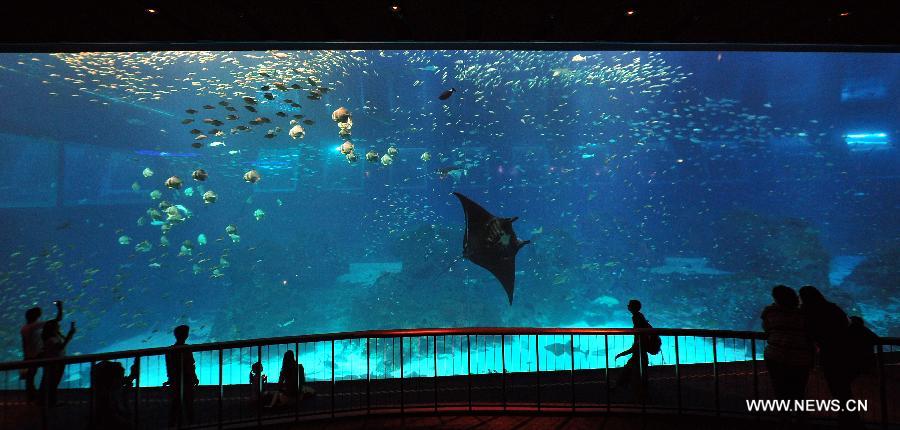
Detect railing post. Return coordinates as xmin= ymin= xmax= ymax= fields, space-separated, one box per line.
xmin=295 ymin=342 xmax=300 ymax=422
xmin=674 ymin=336 xmax=681 ymax=415
xmin=603 ymin=334 xmax=612 ymax=412
xmin=217 ymin=349 xmax=223 ymax=429
xmin=399 ymin=337 xmax=404 ymax=414
xmin=604 ymin=334 xmax=610 ymax=412
xmin=501 ymin=335 xmax=506 ymax=411
xmin=878 ymin=343 xmax=887 ymax=430
xmin=178 ymin=347 xmax=185 ymax=430
xmin=256 ymin=345 xmax=262 ymax=427
xmin=750 ymin=337 xmax=758 ymax=422
xmin=535 ymin=334 xmax=541 ymax=411
xmin=570 ymin=334 xmax=575 ymax=411
xmin=88 ymin=361 xmax=96 ymax=429
xmin=433 ymin=335 xmax=438 ymax=412
xmin=331 ymin=340 xmax=335 ymax=418
xmin=712 ymin=336 xmax=719 ymax=417
xmin=134 ymin=356 xmax=142 ymax=430
xmin=638 ymin=333 xmax=646 ymax=414
xmin=467 ymin=335 xmax=471 ymax=412
xmin=365 ymin=338 xmax=370 ymax=415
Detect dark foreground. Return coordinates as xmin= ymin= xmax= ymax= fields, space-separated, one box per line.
xmin=2 ymin=358 xmax=897 ymax=430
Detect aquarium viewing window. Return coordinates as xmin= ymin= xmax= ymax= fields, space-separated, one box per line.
xmin=0 ymin=47 xmax=896 ymax=369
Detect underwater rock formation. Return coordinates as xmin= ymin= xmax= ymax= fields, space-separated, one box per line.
xmin=843 ymin=244 xmax=900 ymax=297
xmin=711 ymin=212 xmax=831 ymax=287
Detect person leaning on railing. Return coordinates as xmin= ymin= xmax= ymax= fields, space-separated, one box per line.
xmin=761 ymin=285 xmax=814 ymax=404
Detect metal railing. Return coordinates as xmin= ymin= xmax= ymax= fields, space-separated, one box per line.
xmin=0 ymin=327 xmax=897 ymax=429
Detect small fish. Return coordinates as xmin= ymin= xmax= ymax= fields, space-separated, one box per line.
xmin=303 ymin=119 xmax=314 ymax=125
xmin=263 ymin=93 xmax=274 ymax=100
xmin=245 ymin=105 xmax=257 ymax=112
xmin=243 ymin=96 xmax=257 ymax=104
xmin=185 ymin=109 xmax=198 ymax=114
xmin=202 ymin=105 xmax=215 ymax=109
xmin=181 ymin=119 xmax=194 ymax=124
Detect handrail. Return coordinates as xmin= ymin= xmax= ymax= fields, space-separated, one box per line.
xmin=0 ymin=326 xmax=897 ymax=371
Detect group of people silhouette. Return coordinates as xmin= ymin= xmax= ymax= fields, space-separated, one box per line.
xmin=18 ymin=285 xmax=881 ymax=429
xmin=761 ymin=285 xmax=878 ymax=428
xmin=610 ymin=286 xmax=879 ymax=430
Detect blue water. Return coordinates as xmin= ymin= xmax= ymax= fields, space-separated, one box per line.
xmin=0 ymin=50 xmax=898 ymax=363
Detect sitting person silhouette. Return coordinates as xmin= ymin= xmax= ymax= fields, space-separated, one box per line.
xmin=266 ymin=351 xmax=300 ymax=408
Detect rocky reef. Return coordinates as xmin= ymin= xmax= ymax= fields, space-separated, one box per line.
xmin=843 ymin=244 xmax=900 ymax=297
xmin=711 ymin=212 xmax=831 ymax=287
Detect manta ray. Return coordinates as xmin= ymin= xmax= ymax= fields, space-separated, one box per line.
xmin=453 ymin=192 xmax=531 ymax=305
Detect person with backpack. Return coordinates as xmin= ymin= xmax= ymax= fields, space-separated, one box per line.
xmin=614 ymin=299 xmax=659 ymax=402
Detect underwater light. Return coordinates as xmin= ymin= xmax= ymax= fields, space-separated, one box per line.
xmin=625 ymin=9 xmax=637 ymax=16
xmin=144 ymin=8 xmax=158 ymax=15
xmin=844 ymin=132 xmax=890 ymax=151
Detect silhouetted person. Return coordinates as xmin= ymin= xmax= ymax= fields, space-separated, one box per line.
xmin=164 ymin=325 xmax=198 ymax=427
xmin=20 ymin=301 xmax=63 ymax=402
xmin=614 ymin=299 xmax=651 ymax=402
xmin=91 ymin=360 xmax=133 ymax=430
xmin=38 ymin=319 xmax=75 ymax=407
xmin=761 ymin=285 xmax=813 ymax=404
xmin=846 ymin=316 xmax=879 ymax=379
xmin=249 ymin=361 xmax=267 ymax=404
xmin=799 ymin=286 xmax=859 ymax=429
xmin=265 ymin=351 xmax=300 ymax=408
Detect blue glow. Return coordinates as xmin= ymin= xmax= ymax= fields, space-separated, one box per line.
xmin=844 ymin=132 xmax=890 ymax=151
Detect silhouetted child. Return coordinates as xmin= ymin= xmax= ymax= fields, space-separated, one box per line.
xmin=846 ymin=316 xmax=879 ymax=378
xmin=20 ymin=300 xmax=63 ymax=402
xmin=614 ymin=299 xmax=651 ymax=402
xmin=38 ymin=319 xmax=75 ymax=407
xmin=164 ymin=325 xmax=198 ymax=427
xmin=249 ymin=361 xmax=267 ymax=403
xmin=91 ymin=360 xmax=133 ymax=430
xmin=761 ymin=285 xmax=813 ymax=403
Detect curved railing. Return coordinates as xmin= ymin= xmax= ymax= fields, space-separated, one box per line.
xmin=1 ymin=327 xmax=897 ymax=430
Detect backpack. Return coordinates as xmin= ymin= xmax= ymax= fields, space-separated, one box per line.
xmin=644 ymin=332 xmax=662 ymax=355
xmin=640 ymin=316 xmax=662 ymax=355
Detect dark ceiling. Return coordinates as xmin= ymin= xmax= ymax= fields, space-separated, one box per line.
xmin=0 ymin=0 xmax=898 ymax=47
